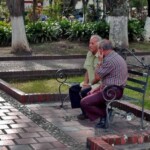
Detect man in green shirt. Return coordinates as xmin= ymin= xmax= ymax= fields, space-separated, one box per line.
xmin=69 ymin=35 xmax=102 ymax=120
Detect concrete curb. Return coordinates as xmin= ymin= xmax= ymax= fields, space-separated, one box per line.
xmin=0 ymin=55 xmax=86 ymax=61
xmin=0 ymin=52 xmax=150 ymax=61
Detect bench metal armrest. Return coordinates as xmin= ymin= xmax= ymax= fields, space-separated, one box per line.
xmin=102 ymin=85 xmax=120 ymax=102
xmin=55 ymin=69 xmax=79 ymax=108
xmin=102 ymin=85 xmax=123 ymax=128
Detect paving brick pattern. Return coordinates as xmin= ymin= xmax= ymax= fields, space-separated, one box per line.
xmin=0 ymin=93 xmax=70 ymax=150
xmin=1 ymin=89 xmax=150 ymax=149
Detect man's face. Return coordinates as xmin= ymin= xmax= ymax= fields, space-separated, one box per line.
xmin=89 ymin=38 xmax=98 ymax=54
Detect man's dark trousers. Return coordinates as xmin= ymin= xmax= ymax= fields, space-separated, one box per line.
xmin=69 ymin=84 xmax=91 ymax=109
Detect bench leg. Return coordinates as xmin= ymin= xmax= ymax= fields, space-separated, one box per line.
xmin=105 ymin=101 xmax=115 ymax=128
xmin=141 ymin=98 xmax=145 ymax=129
xmin=59 ymin=83 xmax=65 ymax=108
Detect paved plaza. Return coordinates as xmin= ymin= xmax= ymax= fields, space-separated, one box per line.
xmin=0 ymin=89 xmax=150 ymax=150
xmin=0 ymin=54 xmax=150 ymax=149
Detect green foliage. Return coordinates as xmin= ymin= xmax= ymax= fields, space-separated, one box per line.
xmin=26 ymin=20 xmax=62 ymax=43
xmin=66 ymin=20 xmax=109 ymax=41
xmin=66 ymin=21 xmax=91 ymax=41
xmin=93 ymin=20 xmax=109 ymax=39
xmin=130 ymin=0 xmax=147 ymax=12
xmin=0 ymin=21 xmax=11 ymax=46
xmin=0 ymin=17 xmax=146 ymax=45
xmin=124 ymin=76 xmax=150 ymax=109
xmin=42 ymin=0 xmax=63 ymax=21
xmin=58 ymin=18 xmax=71 ymax=38
xmin=128 ymin=19 xmax=145 ymax=42
xmin=0 ymin=1 xmax=9 ymax=21
xmin=86 ymin=4 xmax=98 ymax=22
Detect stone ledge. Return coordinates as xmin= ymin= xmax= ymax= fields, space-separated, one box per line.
xmin=0 ymin=69 xmax=85 ymax=80
xmin=0 ymin=79 xmax=67 ymax=104
xmin=0 ymin=55 xmax=86 ymax=61
xmin=0 ymin=52 xmax=149 ymax=61
xmin=114 ymin=101 xmax=150 ymax=121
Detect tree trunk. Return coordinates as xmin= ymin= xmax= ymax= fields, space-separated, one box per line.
xmin=143 ymin=0 xmax=150 ymax=42
xmin=82 ymin=0 xmax=89 ymax=22
xmin=6 ymin=0 xmax=31 ymax=54
xmin=108 ymin=0 xmax=129 ymax=48
xmin=11 ymin=16 xmax=31 ymax=53
xmin=33 ymin=0 xmax=37 ymax=22
xmin=70 ymin=0 xmax=77 ymax=8
xmin=148 ymin=0 xmax=150 ymax=17
xmin=144 ymin=17 xmax=150 ymax=42
xmin=109 ymin=16 xmax=128 ymax=48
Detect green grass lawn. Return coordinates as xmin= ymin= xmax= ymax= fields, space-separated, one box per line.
xmin=9 ymin=76 xmax=150 ymax=109
xmin=124 ymin=77 xmax=150 ymax=110
xmin=9 ymin=76 xmax=84 ymax=94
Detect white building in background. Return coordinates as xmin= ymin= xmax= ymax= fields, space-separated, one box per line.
xmin=24 ymin=0 xmax=42 ymax=10
xmin=24 ymin=0 xmax=32 ymax=9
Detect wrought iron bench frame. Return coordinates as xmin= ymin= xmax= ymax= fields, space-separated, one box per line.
xmin=103 ymin=48 xmax=150 ymax=129
xmin=55 ymin=69 xmax=79 ymax=108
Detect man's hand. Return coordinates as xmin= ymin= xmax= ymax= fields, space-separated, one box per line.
xmin=98 ymin=50 xmax=103 ymax=62
xmin=81 ymin=84 xmax=91 ymax=90
xmin=87 ymin=86 xmax=100 ymax=95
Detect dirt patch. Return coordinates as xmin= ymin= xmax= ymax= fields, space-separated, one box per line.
xmin=0 ymin=40 xmax=150 ymax=56
xmin=0 ymin=40 xmax=89 ymax=56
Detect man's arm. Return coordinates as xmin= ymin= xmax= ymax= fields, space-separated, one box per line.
xmin=82 ymin=71 xmax=89 ymax=86
xmin=91 ymin=71 xmax=101 ymax=85
xmin=87 ymin=72 xmax=101 ymax=95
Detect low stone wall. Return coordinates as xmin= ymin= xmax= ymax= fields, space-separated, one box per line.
xmin=0 ymin=79 xmax=67 ymax=104
xmin=87 ymin=133 xmax=150 ymax=150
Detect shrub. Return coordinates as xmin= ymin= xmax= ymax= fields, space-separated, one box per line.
xmin=0 ymin=21 xmax=11 ymax=46
xmin=26 ymin=20 xmax=62 ymax=43
xmin=128 ymin=18 xmax=145 ymax=42
xmin=0 ymin=18 xmax=146 ymax=46
xmin=92 ymin=20 xmax=109 ymax=39
xmin=66 ymin=20 xmax=109 ymax=41
xmin=58 ymin=18 xmax=71 ymax=38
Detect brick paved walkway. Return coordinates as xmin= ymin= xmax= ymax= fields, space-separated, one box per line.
xmin=0 ymin=90 xmax=150 ymax=150
xmin=0 ymin=96 xmax=70 ymax=150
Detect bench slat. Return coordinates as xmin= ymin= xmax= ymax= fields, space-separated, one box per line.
xmin=125 ymin=84 xmax=145 ymax=93
xmin=122 ymin=95 xmax=142 ymax=102
xmin=128 ymin=77 xmax=147 ymax=85
xmin=128 ymin=70 xmax=148 ymax=76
